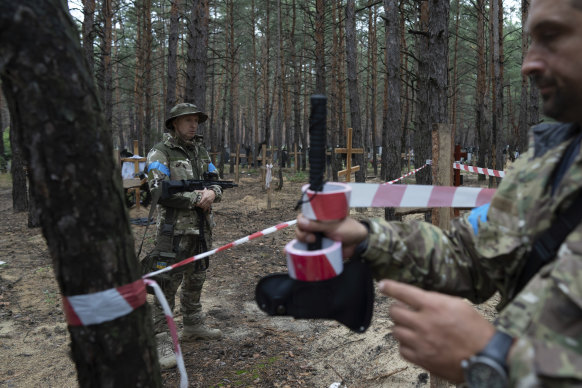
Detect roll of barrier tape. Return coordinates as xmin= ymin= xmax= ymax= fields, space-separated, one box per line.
xmin=285 ymin=238 xmax=343 ymax=281
xmin=301 ymin=182 xmax=351 ymax=221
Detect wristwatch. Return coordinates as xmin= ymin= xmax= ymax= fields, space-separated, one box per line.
xmin=461 ymin=330 xmax=514 ymax=388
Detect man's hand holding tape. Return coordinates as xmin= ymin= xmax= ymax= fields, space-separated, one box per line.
xmin=295 ymin=214 xmax=498 ymax=384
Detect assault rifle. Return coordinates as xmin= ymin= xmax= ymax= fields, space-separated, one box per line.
xmin=161 ymin=172 xmax=238 ymax=199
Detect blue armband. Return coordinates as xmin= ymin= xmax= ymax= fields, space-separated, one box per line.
xmin=468 ymin=203 xmax=490 ymax=236
xmin=208 ymin=162 xmax=217 ymax=172
xmin=147 ymin=161 xmax=170 ymax=177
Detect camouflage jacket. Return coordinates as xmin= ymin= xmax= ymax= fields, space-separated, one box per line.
xmin=146 ymin=133 xmax=222 ymax=236
xmin=361 ymin=123 xmax=582 ymax=386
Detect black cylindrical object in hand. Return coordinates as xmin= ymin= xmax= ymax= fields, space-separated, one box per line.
xmin=309 ymin=95 xmax=326 ymax=193
xmin=308 ymin=95 xmax=327 ymax=251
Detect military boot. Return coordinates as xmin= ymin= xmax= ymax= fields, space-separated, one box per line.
xmin=181 ymin=324 xmax=222 ymax=341
xmin=156 ymin=332 xmax=177 ymax=370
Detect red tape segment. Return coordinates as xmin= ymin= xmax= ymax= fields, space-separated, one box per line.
xmin=285 ymin=238 xmax=343 ymax=281
xmin=62 ymin=279 xmax=146 ymax=326
xmin=348 ymin=183 xmax=496 ymax=208
xmin=301 ymin=183 xmax=351 ymax=221
xmin=453 ymin=162 xmax=505 ymax=178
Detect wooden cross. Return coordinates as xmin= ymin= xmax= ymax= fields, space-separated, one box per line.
xmin=120 ymin=140 xmax=147 ymax=209
xmin=334 ymin=128 xmax=364 ymax=182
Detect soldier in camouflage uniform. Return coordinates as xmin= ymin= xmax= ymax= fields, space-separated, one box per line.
xmin=297 ymin=0 xmax=582 ymax=386
xmin=146 ymin=103 xmax=222 ymax=369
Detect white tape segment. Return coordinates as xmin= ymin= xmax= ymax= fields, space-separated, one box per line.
xmin=144 ymin=279 xmax=188 ymax=388
xmin=62 ymin=279 xmax=146 ymax=326
xmin=285 ymin=238 xmax=343 ymax=281
xmin=387 ymin=163 xmax=428 ymax=184
xmin=348 ymin=183 xmax=496 ymax=208
xmin=453 ymin=163 xmax=505 ymax=178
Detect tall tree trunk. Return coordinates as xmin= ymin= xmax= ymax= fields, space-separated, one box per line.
xmin=186 ymin=0 xmax=208 ymax=112
xmin=226 ymin=0 xmax=236 ymax=173
xmin=251 ymin=0 xmax=260 ymax=167
xmin=369 ymin=5 xmax=378 ymax=177
xmin=82 ymin=0 xmax=96 ymax=74
xmin=345 ymin=0 xmax=365 ymax=182
xmin=450 ymin=0 xmax=461 ymax=145
xmin=475 ymin=0 xmax=488 ymax=182
xmin=8 ymin=117 xmax=28 ymax=212
xmin=98 ymin=0 xmax=114 ymax=141
xmin=330 ymin=0 xmax=341 ymax=180
xmin=383 ymin=0 xmax=402 ymax=220
xmin=491 ymin=0 xmax=503 ymax=187
xmin=166 ymin=0 xmax=180 ymax=115
xmin=263 ymin=1 xmax=272 ymax=146
xmin=414 ymin=1 xmax=431 ymax=186
xmin=315 ymin=0 xmax=326 ymax=95
xmin=0 ymin=1 xmax=160 ymax=384
xmin=0 ymin=92 xmax=6 ymax=172
xmin=143 ymin=0 xmax=153 ymax=153
xmin=291 ymin=0 xmax=302 ymax=170
xmin=134 ymin=0 xmax=145 ymax=151
xmin=518 ymin=0 xmax=530 ymax=155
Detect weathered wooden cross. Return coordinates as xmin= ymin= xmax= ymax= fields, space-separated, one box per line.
xmin=334 ymin=128 xmax=364 ymax=182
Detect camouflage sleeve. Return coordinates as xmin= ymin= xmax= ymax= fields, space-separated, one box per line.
xmin=361 ymin=215 xmax=498 ymax=303
xmin=508 ymin=335 xmax=582 ymax=386
xmin=208 ymin=185 xmax=222 ymax=203
xmin=146 ymin=148 xmax=200 ymax=209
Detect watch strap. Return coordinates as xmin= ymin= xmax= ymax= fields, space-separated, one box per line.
xmin=478 ymin=330 xmax=514 ymax=370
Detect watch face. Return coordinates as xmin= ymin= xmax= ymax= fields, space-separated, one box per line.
xmin=466 ymin=359 xmax=507 ymax=388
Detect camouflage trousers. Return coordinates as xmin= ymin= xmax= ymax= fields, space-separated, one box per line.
xmin=152 ymin=235 xmax=210 ymax=334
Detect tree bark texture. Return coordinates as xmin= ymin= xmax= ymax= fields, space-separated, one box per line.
xmin=81 ymin=0 xmax=95 ymax=74
xmin=315 ymin=0 xmax=326 ymax=95
xmin=383 ymin=0 xmax=401 ymax=221
xmin=518 ymin=0 xmax=529 ymax=155
xmin=413 ymin=0 xmax=431 ymax=186
xmin=345 ymin=0 xmax=365 ymax=182
xmin=475 ymin=0 xmax=489 ymax=182
xmin=143 ymin=0 xmax=153 ymax=153
xmin=0 ymin=1 xmax=161 ymax=385
xmin=186 ymin=0 xmax=208 ymax=116
xmin=8 ymin=116 xmax=28 ymax=212
xmin=491 ymin=0 xmax=503 ymax=185
xmin=383 ymin=0 xmax=402 ymax=182
xmin=166 ymin=0 xmax=180 ymax=115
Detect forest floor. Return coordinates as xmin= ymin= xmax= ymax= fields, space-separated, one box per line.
xmin=0 ymin=168 xmax=499 ymax=388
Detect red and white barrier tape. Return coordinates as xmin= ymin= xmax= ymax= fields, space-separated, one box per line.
xmin=144 ymin=279 xmax=188 ymax=388
xmin=301 ymin=183 xmax=351 ymax=221
xmin=453 ymin=162 xmax=505 ymax=178
xmin=348 ymin=183 xmax=495 ymax=208
xmin=143 ymin=220 xmax=297 ymax=279
xmin=387 ymin=163 xmax=429 ymax=184
xmin=62 ymin=279 xmax=187 ymax=386
xmin=62 ymin=279 xmax=146 ymax=326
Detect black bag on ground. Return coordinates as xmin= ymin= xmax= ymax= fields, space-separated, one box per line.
xmin=255 ymin=259 xmax=374 ymax=333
